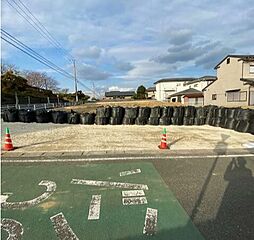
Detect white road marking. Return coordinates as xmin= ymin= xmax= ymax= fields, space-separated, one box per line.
xmin=0 ymin=195 xmax=10 ymax=204
xmin=1 ymin=218 xmax=24 ymax=240
xmin=122 ymin=190 xmax=145 ymax=197
xmin=50 ymin=212 xmax=79 ymax=240
xmin=2 ymin=154 xmax=254 ymax=163
xmin=1 ymin=180 xmax=56 ymax=209
xmin=122 ymin=197 xmax=147 ymax=205
xmin=71 ymin=179 xmax=148 ymax=190
xmin=120 ymin=169 xmax=141 ymax=176
xmin=88 ymin=195 xmax=101 ymax=220
xmin=143 ymin=208 xmax=158 ymax=235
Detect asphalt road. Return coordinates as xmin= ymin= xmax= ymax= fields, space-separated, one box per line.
xmin=152 ymin=155 xmax=254 ymax=240
xmin=2 ymin=155 xmax=254 ymax=240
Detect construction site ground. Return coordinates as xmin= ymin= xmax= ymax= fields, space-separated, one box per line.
xmin=1 ymin=120 xmax=254 ymax=158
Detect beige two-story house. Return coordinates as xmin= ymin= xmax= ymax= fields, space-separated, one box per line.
xmin=204 ymin=55 xmax=254 ymax=106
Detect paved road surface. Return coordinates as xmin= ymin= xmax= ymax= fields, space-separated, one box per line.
xmin=2 ymin=155 xmax=254 ymax=239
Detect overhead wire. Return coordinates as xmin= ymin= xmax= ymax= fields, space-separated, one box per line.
xmin=3 ymin=0 xmax=100 ymax=97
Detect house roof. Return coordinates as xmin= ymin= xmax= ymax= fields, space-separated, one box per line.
xmin=240 ymin=78 xmax=254 ymax=85
xmin=154 ymin=77 xmax=196 ymax=84
xmin=214 ymin=54 xmax=254 ymax=69
xmin=185 ymin=75 xmax=217 ymax=85
xmin=169 ymin=88 xmax=203 ymax=97
xmin=146 ymin=87 xmax=156 ymax=92
xmin=105 ymin=91 xmax=135 ymax=97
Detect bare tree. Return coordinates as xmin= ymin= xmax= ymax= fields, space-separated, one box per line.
xmin=23 ymin=71 xmax=59 ymax=91
xmin=1 ymin=61 xmax=19 ymax=74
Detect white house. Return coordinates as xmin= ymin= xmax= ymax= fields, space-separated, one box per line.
xmin=154 ymin=76 xmax=216 ymax=103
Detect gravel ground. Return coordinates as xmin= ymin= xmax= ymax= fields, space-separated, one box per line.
xmin=2 ymin=121 xmax=254 ymax=153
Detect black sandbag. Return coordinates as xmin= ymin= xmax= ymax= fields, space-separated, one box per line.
xmin=124 ymin=107 xmax=138 ymax=119
xmin=122 ymin=117 xmax=136 ymax=125
xmin=171 ymin=117 xmax=183 ymax=125
xmin=173 ymin=107 xmax=184 ymax=118
xmin=226 ymin=108 xmax=236 ymax=119
xmin=184 ymin=106 xmax=196 ymax=118
xmin=35 ymin=109 xmax=51 ymax=123
xmin=18 ymin=109 xmax=35 ymax=123
xmin=137 ymin=107 xmax=151 ymax=118
xmin=183 ymin=117 xmax=195 ymax=125
xmin=217 ymin=107 xmax=226 ymax=118
xmin=3 ymin=109 xmax=18 ymax=122
xmin=67 ymin=111 xmax=80 ymax=124
xmin=159 ymin=117 xmax=171 ymax=125
xmin=235 ymin=120 xmax=249 ymax=133
xmin=214 ymin=117 xmax=222 ymax=127
xmin=148 ymin=117 xmax=159 ymax=125
xmin=111 ymin=107 xmax=124 ymax=118
xmin=96 ymin=107 xmax=112 ymax=118
xmin=51 ymin=111 xmax=68 ymax=124
xmin=95 ymin=117 xmax=108 ymax=125
xmin=135 ymin=117 xmax=148 ymax=125
xmin=219 ymin=117 xmax=227 ymax=128
xmin=195 ymin=107 xmax=207 ymax=118
xmin=161 ymin=107 xmax=174 ymax=118
xmin=109 ymin=117 xmax=122 ymax=125
xmin=150 ymin=107 xmax=161 ymax=118
xmin=225 ymin=119 xmax=237 ymax=130
xmin=194 ymin=118 xmax=205 ymax=125
xmin=80 ymin=113 xmax=95 ymax=125
xmin=247 ymin=122 xmax=254 ymax=135
xmin=237 ymin=109 xmax=254 ymax=121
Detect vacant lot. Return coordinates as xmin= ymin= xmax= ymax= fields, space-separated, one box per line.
xmin=2 ymin=121 xmax=254 ymax=154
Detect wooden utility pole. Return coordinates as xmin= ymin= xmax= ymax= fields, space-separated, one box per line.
xmin=73 ymin=59 xmax=78 ymax=102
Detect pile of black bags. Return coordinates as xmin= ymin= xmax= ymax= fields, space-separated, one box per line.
xmin=2 ymin=105 xmax=254 ymax=135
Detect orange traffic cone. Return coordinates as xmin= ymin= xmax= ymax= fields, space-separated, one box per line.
xmin=3 ymin=128 xmax=14 ymax=151
xmin=158 ymin=128 xmax=168 ymax=149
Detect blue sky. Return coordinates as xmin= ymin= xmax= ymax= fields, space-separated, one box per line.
xmin=1 ymin=0 xmax=254 ymax=96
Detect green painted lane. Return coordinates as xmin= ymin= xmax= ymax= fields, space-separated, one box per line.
xmin=1 ymin=162 xmax=204 ymax=239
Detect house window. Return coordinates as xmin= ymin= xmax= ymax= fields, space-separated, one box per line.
xmin=227 ymin=91 xmax=247 ymax=102
xmin=194 ymin=84 xmax=198 ymax=87
xmin=212 ymin=94 xmax=217 ymax=100
xmin=227 ymin=58 xmax=230 ymax=64
xmin=176 ymin=83 xmax=181 ymax=87
xmin=250 ymin=65 xmax=254 ymax=74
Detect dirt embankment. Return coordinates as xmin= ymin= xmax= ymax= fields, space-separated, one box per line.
xmin=59 ymin=100 xmax=183 ymax=113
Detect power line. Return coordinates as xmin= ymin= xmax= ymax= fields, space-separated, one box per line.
xmin=1 ymin=29 xmax=74 ymax=79
xmin=1 ymin=35 xmax=73 ymax=79
xmin=3 ymin=0 xmax=100 ymax=98
xmin=5 ymin=0 xmax=73 ymax=61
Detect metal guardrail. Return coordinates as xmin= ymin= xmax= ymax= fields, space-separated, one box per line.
xmin=1 ymin=102 xmax=79 ymax=112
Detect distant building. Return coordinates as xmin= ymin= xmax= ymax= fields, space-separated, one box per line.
xmin=169 ymin=88 xmax=204 ymax=106
xmin=203 ymin=55 xmax=254 ymax=106
xmin=154 ymin=76 xmax=216 ymax=103
xmin=146 ymin=87 xmax=156 ymax=99
xmin=105 ymin=91 xmax=135 ymax=100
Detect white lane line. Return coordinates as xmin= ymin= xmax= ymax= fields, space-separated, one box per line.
xmin=143 ymin=208 xmax=158 ymax=235
xmin=71 ymin=179 xmax=149 ymax=190
xmin=2 ymin=154 xmax=254 ymax=163
xmin=1 ymin=218 xmax=24 ymax=240
xmin=88 ymin=195 xmax=101 ymax=220
xmin=122 ymin=197 xmax=147 ymax=205
xmin=122 ymin=190 xmax=145 ymax=197
xmin=50 ymin=212 xmax=79 ymax=240
xmin=1 ymin=180 xmax=56 ymax=209
xmin=120 ymin=169 xmax=141 ymax=177
xmin=0 ymin=195 xmax=10 ymax=204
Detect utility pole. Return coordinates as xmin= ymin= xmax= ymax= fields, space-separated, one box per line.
xmin=73 ymin=59 xmax=78 ymax=102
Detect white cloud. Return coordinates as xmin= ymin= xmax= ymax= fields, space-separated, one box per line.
xmin=72 ymin=46 xmax=103 ymax=59
xmin=77 ymin=63 xmax=111 ymax=81
xmin=108 ymin=86 xmax=134 ymax=91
